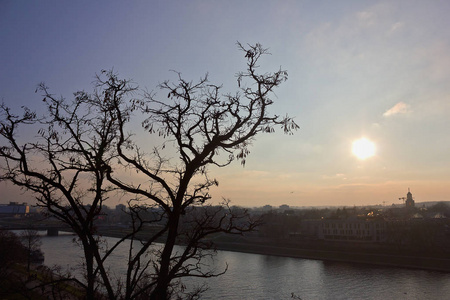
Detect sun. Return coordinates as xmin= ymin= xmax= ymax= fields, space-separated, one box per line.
xmin=352 ymin=138 xmax=375 ymax=160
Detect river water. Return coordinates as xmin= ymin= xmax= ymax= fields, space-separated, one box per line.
xmin=37 ymin=232 xmax=450 ymax=299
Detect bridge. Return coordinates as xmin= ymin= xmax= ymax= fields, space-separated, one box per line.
xmin=0 ymin=221 xmax=72 ymax=236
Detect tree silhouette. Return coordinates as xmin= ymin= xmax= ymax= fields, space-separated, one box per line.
xmin=0 ymin=43 xmax=298 ymax=299
xmin=0 ymin=230 xmax=26 ymax=280
xmin=0 ymin=83 xmax=125 ymax=298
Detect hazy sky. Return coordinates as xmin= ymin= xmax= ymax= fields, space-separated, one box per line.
xmin=1 ymin=1 xmax=450 ymax=207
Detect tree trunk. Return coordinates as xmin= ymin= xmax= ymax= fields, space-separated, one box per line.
xmin=150 ymin=211 xmax=180 ymax=300
xmin=84 ymin=246 xmax=96 ymax=300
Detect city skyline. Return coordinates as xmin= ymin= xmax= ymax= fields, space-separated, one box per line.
xmin=1 ymin=1 xmax=450 ymax=207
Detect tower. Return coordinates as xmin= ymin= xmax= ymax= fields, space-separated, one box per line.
xmin=405 ymin=188 xmax=415 ymax=207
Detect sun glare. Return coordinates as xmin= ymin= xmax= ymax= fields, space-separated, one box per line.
xmin=352 ymin=138 xmax=375 ymax=160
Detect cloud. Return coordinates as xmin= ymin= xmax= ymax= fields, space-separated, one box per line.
xmin=322 ymin=173 xmax=347 ymax=180
xmin=371 ymin=123 xmax=381 ymax=128
xmin=383 ymin=102 xmax=412 ymax=117
xmin=389 ymin=22 xmax=404 ymax=33
xmin=416 ymin=41 xmax=450 ymax=82
xmin=302 ymin=2 xmax=407 ymax=81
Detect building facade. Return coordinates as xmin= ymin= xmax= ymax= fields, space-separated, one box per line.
xmin=301 ymin=217 xmax=387 ymax=242
xmin=0 ymin=202 xmax=30 ymax=217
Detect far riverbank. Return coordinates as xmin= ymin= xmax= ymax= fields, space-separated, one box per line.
xmin=95 ymin=226 xmax=450 ymax=273
xmin=213 ymin=240 xmax=450 ymax=272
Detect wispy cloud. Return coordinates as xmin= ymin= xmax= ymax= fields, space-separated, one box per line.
xmin=383 ymin=102 xmax=412 ymax=117
xmin=388 ymin=22 xmax=404 ymax=36
xmin=322 ymin=173 xmax=347 ymax=180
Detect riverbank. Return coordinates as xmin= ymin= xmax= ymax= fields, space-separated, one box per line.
xmin=96 ymin=227 xmax=450 ymax=273
xmin=213 ymin=240 xmax=450 ymax=272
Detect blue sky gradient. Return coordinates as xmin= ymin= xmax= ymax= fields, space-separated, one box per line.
xmin=1 ymin=1 xmax=450 ymax=207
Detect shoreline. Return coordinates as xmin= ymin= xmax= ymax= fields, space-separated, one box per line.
xmin=96 ymin=228 xmax=450 ymax=273
xmin=213 ymin=240 xmax=450 ymax=273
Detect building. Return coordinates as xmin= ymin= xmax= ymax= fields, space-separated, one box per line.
xmin=405 ymin=188 xmax=415 ymax=208
xmin=0 ymin=202 xmax=30 ymax=217
xmin=319 ymin=217 xmax=386 ymax=242
xmin=301 ymin=217 xmax=387 ymax=242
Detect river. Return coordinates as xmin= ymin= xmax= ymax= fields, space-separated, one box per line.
xmin=37 ymin=232 xmax=450 ymax=299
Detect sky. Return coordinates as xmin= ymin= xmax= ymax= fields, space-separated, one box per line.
xmin=1 ymin=0 xmax=450 ymax=208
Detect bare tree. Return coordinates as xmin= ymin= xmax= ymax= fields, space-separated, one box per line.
xmin=0 ymin=42 xmax=299 ymax=299
xmin=0 ymin=85 xmax=130 ymax=299
xmin=105 ymin=42 xmax=299 ymax=299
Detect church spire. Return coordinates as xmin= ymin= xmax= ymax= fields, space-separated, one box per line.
xmin=406 ymin=188 xmax=414 ymax=207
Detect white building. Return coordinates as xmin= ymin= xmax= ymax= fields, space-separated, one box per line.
xmin=301 ymin=217 xmax=387 ymax=242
